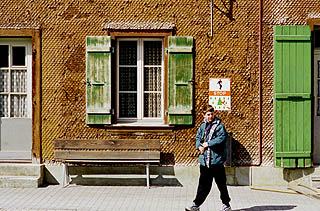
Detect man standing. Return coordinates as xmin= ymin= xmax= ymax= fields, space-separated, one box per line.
xmin=186 ymin=105 xmax=231 ymax=211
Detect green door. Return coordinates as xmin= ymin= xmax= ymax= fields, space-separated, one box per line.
xmin=274 ymin=26 xmax=312 ymax=168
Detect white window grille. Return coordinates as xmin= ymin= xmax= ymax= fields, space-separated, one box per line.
xmin=117 ymin=38 xmax=164 ymax=122
xmin=0 ymin=39 xmax=31 ymax=118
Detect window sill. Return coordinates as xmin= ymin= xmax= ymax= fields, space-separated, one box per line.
xmin=112 ymin=119 xmax=167 ymax=127
xmin=105 ymin=120 xmax=174 ymax=135
xmin=111 ymin=124 xmax=171 ymax=127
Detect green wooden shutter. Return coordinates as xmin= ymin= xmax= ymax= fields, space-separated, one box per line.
xmin=86 ymin=36 xmax=111 ymax=124
xmin=168 ymin=36 xmax=194 ymax=125
xmin=274 ymin=26 xmax=312 ymax=168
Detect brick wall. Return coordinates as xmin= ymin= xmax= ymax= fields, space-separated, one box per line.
xmin=3 ymin=0 xmax=316 ymax=166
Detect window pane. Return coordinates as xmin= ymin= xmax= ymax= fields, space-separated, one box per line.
xmin=0 ymin=45 xmax=9 ymax=67
xmin=318 ymin=99 xmax=320 ymax=116
xmin=12 ymin=46 xmax=26 ymax=66
xmin=315 ymin=30 xmax=320 ymax=48
xmin=11 ymin=95 xmax=27 ymax=117
xmin=0 ymin=70 xmax=9 ymax=92
xmin=0 ymin=95 xmax=8 ymax=117
xmin=119 ymin=67 xmax=137 ymax=91
xmin=11 ymin=70 xmax=27 ymax=93
xmin=144 ymin=67 xmax=161 ymax=91
xmin=144 ymin=93 xmax=161 ymax=117
xmin=119 ymin=41 xmax=137 ymax=65
xmin=144 ymin=41 xmax=162 ymax=65
xmin=318 ymin=61 xmax=320 ymax=78
xmin=119 ymin=93 xmax=137 ymax=118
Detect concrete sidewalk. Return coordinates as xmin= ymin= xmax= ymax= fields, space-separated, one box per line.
xmin=0 ymin=184 xmax=319 ymax=211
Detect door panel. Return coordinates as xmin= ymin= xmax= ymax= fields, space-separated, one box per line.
xmin=0 ymin=119 xmax=32 ymax=159
xmin=274 ymin=26 xmax=312 ymax=168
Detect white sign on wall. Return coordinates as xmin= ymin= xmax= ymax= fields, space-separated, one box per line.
xmin=209 ymin=78 xmax=231 ymax=111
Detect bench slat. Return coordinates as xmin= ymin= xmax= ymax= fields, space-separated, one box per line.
xmin=54 ymin=151 xmax=160 ymax=160
xmin=54 ymin=139 xmax=160 ymax=150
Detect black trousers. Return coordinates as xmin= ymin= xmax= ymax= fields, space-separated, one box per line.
xmin=193 ymin=165 xmax=231 ymax=206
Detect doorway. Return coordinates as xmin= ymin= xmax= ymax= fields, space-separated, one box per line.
xmin=0 ymin=38 xmax=32 ymax=161
xmin=314 ymin=50 xmax=320 ymax=164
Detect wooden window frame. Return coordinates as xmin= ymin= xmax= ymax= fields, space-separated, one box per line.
xmin=0 ymin=29 xmax=42 ymax=163
xmin=108 ymin=31 xmax=172 ymax=126
xmin=307 ymin=19 xmax=320 ymax=32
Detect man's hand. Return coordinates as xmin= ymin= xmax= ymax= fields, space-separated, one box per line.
xmin=199 ymin=146 xmax=205 ymax=154
xmin=199 ymin=142 xmax=208 ymax=154
xmin=202 ymin=142 xmax=208 ymax=148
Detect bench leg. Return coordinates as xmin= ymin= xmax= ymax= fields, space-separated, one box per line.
xmin=62 ymin=162 xmax=66 ymax=187
xmin=62 ymin=163 xmax=69 ymax=187
xmin=65 ymin=163 xmax=70 ymax=186
xmin=146 ymin=163 xmax=150 ymax=189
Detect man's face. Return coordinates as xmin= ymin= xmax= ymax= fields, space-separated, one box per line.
xmin=203 ymin=111 xmax=215 ymax=122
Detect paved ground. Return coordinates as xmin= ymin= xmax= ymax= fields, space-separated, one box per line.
xmin=0 ymin=184 xmax=320 ymax=211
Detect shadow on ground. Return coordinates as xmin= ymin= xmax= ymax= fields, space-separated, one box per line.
xmin=70 ymin=174 xmax=183 ymax=187
xmin=66 ymin=165 xmax=183 ymax=187
xmin=233 ymin=205 xmax=296 ymax=211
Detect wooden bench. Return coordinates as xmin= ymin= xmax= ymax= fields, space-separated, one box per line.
xmin=54 ymin=139 xmax=161 ymax=188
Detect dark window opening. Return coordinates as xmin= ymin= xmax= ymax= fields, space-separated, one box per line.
xmin=0 ymin=45 xmax=9 ymax=68
xmin=12 ymin=46 xmax=26 ymax=66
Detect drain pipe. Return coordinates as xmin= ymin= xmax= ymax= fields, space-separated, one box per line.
xmin=258 ymin=0 xmax=263 ymax=167
xmin=211 ymin=0 xmax=213 ymax=36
